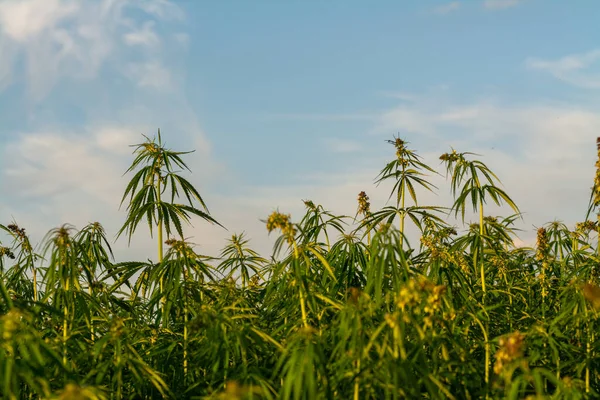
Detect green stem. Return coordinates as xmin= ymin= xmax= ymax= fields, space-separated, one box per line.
xmin=32 ymin=266 xmax=37 ymax=303
xmin=116 ymin=341 xmax=122 ymax=400
xmin=353 ymin=359 xmax=360 ymax=400
xmin=157 ymin=175 xmax=163 ymax=263
xmin=183 ymin=266 xmax=189 ymax=384
xmin=597 ymin=213 xmax=600 ymax=257
xmin=5 ymin=352 xmax=13 ymax=400
xmin=485 ymin=339 xmax=490 ymax=390
xmin=62 ymin=265 xmax=70 ymax=371
xmin=478 ymin=200 xmax=490 ymax=395
xmin=299 ymin=283 xmax=308 ymax=328
xmin=322 ymin=215 xmax=331 ymax=251
xmin=399 ymin=182 xmax=405 ymax=247
xmin=597 ymin=212 xmax=600 ymax=257
xmin=89 ymin=284 xmax=94 ymax=342
xmin=63 ymin=304 xmax=68 ymax=368
xmin=156 ymin=173 xmax=166 ymax=324
xmin=293 ymin=242 xmax=308 ymax=328
xmin=586 ymin=317 xmax=595 ymax=393
xmin=87 ymin=251 xmax=95 ymax=342
xmin=479 ymin=201 xmax=486 ymax=294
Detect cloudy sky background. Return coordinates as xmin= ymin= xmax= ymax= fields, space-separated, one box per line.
xmin=1 ymin=0 xmax=599 ymax=261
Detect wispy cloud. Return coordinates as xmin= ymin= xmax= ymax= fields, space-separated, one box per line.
xmin=377 ymin=101 xmax=597 ymax=155
xmin=323 ymin=138 xmax=363 ymax=153
xmin=526 ymin=49 xmax=600 ymax=89
xmin=433 ymin=2 xmax=461 ymax=15
xmin=2 ymin=128 xmax=137 ymax=202
xmin=377 ymin=91 xmax=419 ymax=102
xmin=123 ymin=21 xmax=160 ymax=48
xmin=127 ymin=61 xmax=173 ymax=90
xmin=261 ymin=113 xmax=376 ymax=122
xmin=483 ymin=0 xmax=524 ymax=10
xmin=0 ymin=0 xmax=181 ymax=99
xmin=0 ymin=0 xmax=77 ymax=42
xmin=135 ymin=0 xmax=184 ymax=21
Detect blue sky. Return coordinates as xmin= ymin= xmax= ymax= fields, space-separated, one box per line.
xmin=1 ymin=0 xmax=600 ymax=259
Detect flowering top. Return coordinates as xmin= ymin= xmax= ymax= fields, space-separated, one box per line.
xmin=266 ymin=211 xmax=296 ymax=244
xmin=439 ymin=149 xmax=460 ymax=163
xmin=535 ymin=227 xmax=549 ymax=262
xmin=357 ymin=191 xmax=371 ymax=217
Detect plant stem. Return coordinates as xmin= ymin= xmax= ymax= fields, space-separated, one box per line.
xmin=479 ymin=200 xmax=486 ymax=294
xmin=5 ymin=352 xmax=13 ymax=400
xmin=293 ymin=242 xmax=308 ymax=328
xmin=485 ymin=338 xmax=490 ymax=390
xmin=183 ymin=265 xmax=189 ymax=385
xmin=156 ymin=172 xmax=166 ymax=326
xmin=87 ymin=250 xmax=95 ymax=342
xmin=597 ymin=212 xmax=600 ymax=256
xmin=89 ymin=284 xmax=94 ymax=342
xmin=399 ymin=181 xmax=405 ymax=248
xmin=32 ymin=267 xmax=37 ymax=303
xmin=586 ymin=316 xmax=590 ymax=394
xmin=116 ymin=340 xmax=122 ymax=400
xmin=299 ymin=291 xmax=308 ymax=328
xmin=63 ymin=267 xmax=69 ymax=371
xmin=63 ymin=303 xmax=68 ymax=368
xmin=157 ymin=175 xmax=163 ymax=264
xmin=478 ymin=199 xmax=490 ymax=395
xmin=353 ymin=359 xmax=360 ymax=400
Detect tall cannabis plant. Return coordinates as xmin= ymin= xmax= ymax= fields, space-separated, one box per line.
xmin=117 ymin=130 xmax=222 ymax=262
xmin=371 ymin=136 xmax=440 ymax=246
xmin=439 ymin=148 xmax=520 ymax=292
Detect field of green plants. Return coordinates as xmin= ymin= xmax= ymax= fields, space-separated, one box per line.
xmin=2 ymin=132 xmax=600 ymax=399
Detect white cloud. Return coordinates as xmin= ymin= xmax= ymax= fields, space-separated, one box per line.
xmin=0 ymin=0 xmax=78 ymax=42
xmin=323 ymin=138 xmax=363 ymax=153
xmin=95 ymin=127 xmax=142 ymax=155
xmin=173 ymin=32 xmax=190 ymax=47
xmin=0 ymin=0 xmax=182 ymax=99
xmin=483 ymin=0 xmax=523 ymax=10
xmin=376 ymin=101 xmax=598 ymax=158
xmin=134 ymin=0 xmax=184 ymax=21
xmin=263 ymin=113 xmax=375 ymax=122
xmin=526 ymin=49 xmax=600 ymax=89
xmin=2 ymin=130 xmax=131 ymax=203
xmin=0 ymin=37 xmax=16 ymax=90
xmin=375 ymin=108 xmax=437 ymax=136
xmin=378 ymin=91 xmax=419 ymax=102
xmin=434 ymin=2 xmax=461 ymax=15
xmin=123 ymin=21 xmax=160 ymax=47
xmin=127 ymin=61 xmax=172 ymax=90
